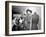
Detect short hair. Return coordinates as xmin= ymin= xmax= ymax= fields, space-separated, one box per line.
xmin=26 ymin=9 xmax=32 ymax=13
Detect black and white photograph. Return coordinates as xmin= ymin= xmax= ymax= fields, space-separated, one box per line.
xmin=5 ymin=1 xmax=45 ymax=36
xmin=12 ymin=6 xmax=41 ymax=31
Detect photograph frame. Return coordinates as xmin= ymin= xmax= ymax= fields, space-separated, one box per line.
xmin=5 ymin=1 xmax=45 ymax=36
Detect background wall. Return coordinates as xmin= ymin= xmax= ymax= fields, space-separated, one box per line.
xmin=0 ymin=0 xmax=46 ymax=37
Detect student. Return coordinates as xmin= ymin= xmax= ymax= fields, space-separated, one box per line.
xmin=31 ymin=12 xmax=39 ymax=30
xmin=24 ymin=9 xmax=32 ymax=30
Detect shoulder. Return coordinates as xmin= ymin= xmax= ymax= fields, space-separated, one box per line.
xmin=37 ymin=15 xmax=39 ymax=17
xmin=32 ymin=15 xmax=34 ymax=17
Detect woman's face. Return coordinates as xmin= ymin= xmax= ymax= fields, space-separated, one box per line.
xmin=27 ymin=11 xmax=31 ymax=15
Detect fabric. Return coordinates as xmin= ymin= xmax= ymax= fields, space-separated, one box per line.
xmin=31 ymin=14 xmax=39 ymax=30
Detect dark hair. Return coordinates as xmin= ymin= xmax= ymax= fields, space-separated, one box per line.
xmin=26 ymin=9 xmax=32 ymax=13
xmin=20 ymin=17 xmax=23 ymax=19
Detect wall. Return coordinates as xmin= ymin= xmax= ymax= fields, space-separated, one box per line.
xmin=0 ymin=0 xmax=46 ymax=37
